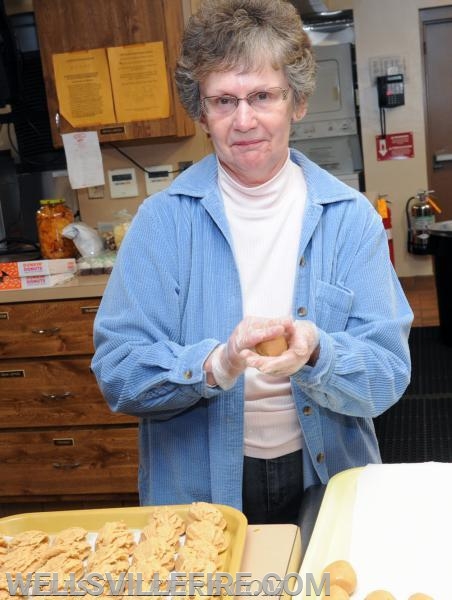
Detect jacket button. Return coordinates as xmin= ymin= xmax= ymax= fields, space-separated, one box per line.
xmin=303 ymin=405 xmax=312 ymax=416
xmin=297 ymin=306 xmax=307 ymax=317
xmin=299 ymin=255 xmax=306 ymax=267
xmin=183 ymin=370 xmax=192 ymax=380
xmin=316 ymin=452 xmax=325 ymax=463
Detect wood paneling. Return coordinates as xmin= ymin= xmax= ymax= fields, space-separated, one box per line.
xmin=399 ymin=275 xmax=439 ymax=328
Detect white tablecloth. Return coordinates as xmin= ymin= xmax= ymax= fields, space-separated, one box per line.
xmin=350 ymin=462 xmax=452 ymax=599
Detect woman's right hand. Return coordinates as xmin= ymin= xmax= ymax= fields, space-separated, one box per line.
xmin=205 ymin=316 xmax=291 ymax=389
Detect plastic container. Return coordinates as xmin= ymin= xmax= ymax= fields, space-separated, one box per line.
xmin=113 ymin=209 xmax=133 ymax=250
xmin=36 ymin=199 xmax=77 ymax=259
xmin=428 ymin=220 xmax=452 ymax=346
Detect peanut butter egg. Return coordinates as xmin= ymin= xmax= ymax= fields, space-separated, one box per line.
xmin=324 ymin=584 xmax=350 ymax=600
xmin=365 ymin=591 xmax=396 ymax=600
xmin=322 ymin=560 xmax=357 ymax=595
xmin=254 ymin=335 xmax=288 ymax=356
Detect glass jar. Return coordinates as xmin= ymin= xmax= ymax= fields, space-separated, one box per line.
xmin=36 ymin=199 xmax=77 ymax=259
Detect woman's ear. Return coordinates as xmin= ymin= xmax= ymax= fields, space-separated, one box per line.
xmin=199 ymin=113 xmax=210 ymax=134
xmin=292 ymin=101 xmax=307 ymax=123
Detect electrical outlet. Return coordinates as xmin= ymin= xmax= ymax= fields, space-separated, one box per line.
xmin=88 ymin=185 xmax=105 ymax=199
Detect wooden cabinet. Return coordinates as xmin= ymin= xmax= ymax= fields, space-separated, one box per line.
xmin=33 ymin=0 xmax=195 ymax=146
xmin=0 ymin=428 xmax=138 ymax=497
xmin=0 ymin=297 xmax=139 ymax=513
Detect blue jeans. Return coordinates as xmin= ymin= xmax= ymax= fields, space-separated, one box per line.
xmin=242 ymin=449 xmax=304 ymax=524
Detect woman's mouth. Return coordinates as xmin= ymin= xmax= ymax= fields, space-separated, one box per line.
xmin=232 ymin=139 xmax=265 ymax=148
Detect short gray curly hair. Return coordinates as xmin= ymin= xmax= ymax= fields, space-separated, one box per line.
xmin=175 ymin=0 xmax=316 ymax=120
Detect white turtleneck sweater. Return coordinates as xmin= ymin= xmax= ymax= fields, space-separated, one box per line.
xmin=218 ymin=153 xmax=307 ymax=459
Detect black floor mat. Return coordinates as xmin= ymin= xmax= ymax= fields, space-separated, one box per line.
xmin=405 ymin=326 xmax=452 ymax=397
xmin=374 ymin=326 xmax=452 ymax=463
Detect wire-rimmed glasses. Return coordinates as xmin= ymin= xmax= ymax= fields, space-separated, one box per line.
xmin=201 ymin=87 xmax=289 ymax=116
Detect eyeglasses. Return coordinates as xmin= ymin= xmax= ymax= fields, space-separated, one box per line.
xmin=201 ymin=87 xmax=289 ymax=116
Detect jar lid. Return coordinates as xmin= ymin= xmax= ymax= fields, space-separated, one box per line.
xmin=40 ymin=198 xmax=65 ymax=205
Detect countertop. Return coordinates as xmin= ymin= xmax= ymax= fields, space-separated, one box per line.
xmin=0 ymin=274 xmax=109 ymax=303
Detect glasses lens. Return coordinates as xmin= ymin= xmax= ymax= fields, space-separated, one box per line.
xmin=204 ymin=95 xmax=237 ymax=115
xmin=248 ymin=88 xmax=287 ymax=111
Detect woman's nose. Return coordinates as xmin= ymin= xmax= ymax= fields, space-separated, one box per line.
xmin=232 ymin=100 xmax=258 ymax=129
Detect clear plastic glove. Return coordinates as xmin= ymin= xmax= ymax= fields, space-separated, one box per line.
xmin=206 ymin=316 xmax=291 ymax=389
xmin=242 ymin=319 xmax=320 ymax=377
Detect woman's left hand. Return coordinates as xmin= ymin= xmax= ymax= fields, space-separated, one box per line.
xmin=242 ymin=320 xmax=320 ymax=376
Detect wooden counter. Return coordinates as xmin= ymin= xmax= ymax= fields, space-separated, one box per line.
xmin=0 ymin=274 xmax=109 ymax=304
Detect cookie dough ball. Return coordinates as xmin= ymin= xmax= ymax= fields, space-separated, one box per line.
xmin=408 ymin=595 xmax=434 ymax=600
xmin=364 ymin=591 xmax=396 ymax=600
xmin=255 ymin=335 xmax=288 ymax=356
xmin=324 ymin=584 xmax=350 ymax=599
xmin=322 ymin=560 xmax=357 ymax=595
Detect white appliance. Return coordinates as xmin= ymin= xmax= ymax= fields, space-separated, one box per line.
xmin=290 ymin=42 xmax=363 ymax=189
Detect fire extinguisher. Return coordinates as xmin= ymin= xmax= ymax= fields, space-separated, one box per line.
xmin=406 ymin=190 xmax=442 ymax=255
xmin=376 ymin=194 xmax=395 ymax=266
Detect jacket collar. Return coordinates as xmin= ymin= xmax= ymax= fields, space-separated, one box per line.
xmin=168 ymin=148 xmax=358 ymax=207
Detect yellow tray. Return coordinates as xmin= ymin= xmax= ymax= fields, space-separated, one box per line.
xmin=0 ymin=503 xmax=248 ymax=595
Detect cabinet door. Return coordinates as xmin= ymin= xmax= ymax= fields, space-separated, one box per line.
xmin=0 ymin=299 xmax=100 ymax=358
xmin=33 ymin=0 xmax=195 ymax=146
xmin=0 ymin=428 xmax=139 ymax=496
xmin=0 ymin=357 xmax=137 ymax=428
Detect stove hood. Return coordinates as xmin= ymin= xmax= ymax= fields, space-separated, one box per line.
xmin=290 ymin=0 xmax=328 ymax=16
xmin=290 ymin=0 xmax=340 ymax=17
xmin=290 ymin=1 xmax=353 ymax=31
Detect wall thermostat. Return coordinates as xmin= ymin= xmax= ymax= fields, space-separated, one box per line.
xmin=145 ymin=164 xmax=173 ymax=196
xmin=107 ymin=168 xmax=139 ymax=198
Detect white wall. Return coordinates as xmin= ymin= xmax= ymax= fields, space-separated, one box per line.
xmin=351 ymin=0 xmax=451 ymax=277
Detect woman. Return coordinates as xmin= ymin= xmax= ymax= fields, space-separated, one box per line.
xmin=91 ymin=0 xmax=413 ymax=524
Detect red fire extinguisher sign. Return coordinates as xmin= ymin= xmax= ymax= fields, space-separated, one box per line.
xmin=376 ymin=195 xmax=395 ymax=266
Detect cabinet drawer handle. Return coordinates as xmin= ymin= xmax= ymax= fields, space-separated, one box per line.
xmin=52 ymin=461 xmax=81 ymax=470
xmin=31 ymin=327 xmax=61 ymax=336
xmin=80 ymin=306 xmax=99 ymax=314
xmin=41 ymin=392 xmax=73 ymax=401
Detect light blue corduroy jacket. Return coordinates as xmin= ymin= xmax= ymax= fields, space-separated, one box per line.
xmin=91 ymin=149 xmax=413 ymax=509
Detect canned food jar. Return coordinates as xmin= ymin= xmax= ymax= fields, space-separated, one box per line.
xmin=36 ymin=199 xmax=77 ymax=259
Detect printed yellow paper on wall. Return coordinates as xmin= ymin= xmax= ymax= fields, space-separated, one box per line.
xmin=107 ymin=41 xmax=170 ymax=123
xmin=52 ymin=48 xmax=117 ymax=127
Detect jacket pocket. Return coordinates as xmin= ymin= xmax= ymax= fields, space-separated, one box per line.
xmin=314 ymin=280 xmax=354 ymax=332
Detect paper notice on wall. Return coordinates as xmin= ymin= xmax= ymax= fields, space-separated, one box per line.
xmin=107 ymin=41 xmax=170 ymax=122
xmin=53 ymin=48 xmax=117 ymax=127
xmin=62 ymin=132 xmax=105 ymax=189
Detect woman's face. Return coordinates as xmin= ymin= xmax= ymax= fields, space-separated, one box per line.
xmin=199 ymin=65 xmax=306 ymax=186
